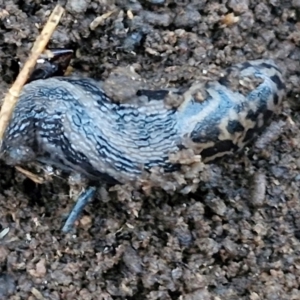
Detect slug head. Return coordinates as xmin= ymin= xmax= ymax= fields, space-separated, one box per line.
xmin=0 ymin=143 xmax=36 ymax=166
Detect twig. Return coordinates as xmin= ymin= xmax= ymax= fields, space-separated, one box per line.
xmin=62 ymin=187 xmax=97 ymax=233
xmin=0 ymin=4 xmax=65 ymax=143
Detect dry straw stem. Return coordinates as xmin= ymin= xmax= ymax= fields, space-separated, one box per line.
xmin=0 ymin=4 xmax=65 ymax=142
xmin=15 ymin=166 xmax=44 ymax=184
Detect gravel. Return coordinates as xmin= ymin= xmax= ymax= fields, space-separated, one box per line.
xmin=1 ymin=0 xmax=300 ymax=299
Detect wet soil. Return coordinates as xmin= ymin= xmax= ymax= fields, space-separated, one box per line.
xmin=1 ymin=0 xmax=300 ymax=299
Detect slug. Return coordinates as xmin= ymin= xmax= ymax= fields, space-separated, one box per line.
xmin=0 ymin=59 xmax=285 ymax=185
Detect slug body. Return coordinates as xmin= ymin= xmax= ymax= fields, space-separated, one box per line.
xmin=0 ymin=59 xmax=285 ymax=184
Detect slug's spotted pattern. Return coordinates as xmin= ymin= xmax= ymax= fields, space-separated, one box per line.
xmin=0 ymin=59 xmax=285 ymax=185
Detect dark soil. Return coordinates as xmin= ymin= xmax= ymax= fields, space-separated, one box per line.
xmin=1 ymin=0 xmax=300 ymax=299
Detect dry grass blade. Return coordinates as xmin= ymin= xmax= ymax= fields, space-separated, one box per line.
xmin=15 ymin=166 xmax=44 ymax=184
xmin=0 ymin=4 xmax=65 ymax=143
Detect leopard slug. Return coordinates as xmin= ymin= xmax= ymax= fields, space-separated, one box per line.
xmin=0 ymin=59 xmax=285 ymax=185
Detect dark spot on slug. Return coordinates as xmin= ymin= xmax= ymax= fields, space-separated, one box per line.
xmin=243 ymin=128 xmax=257 ymax=144
xmin=244 ymin=110 xmax=274 ymax=143
xmin=263 ymin=109 xmax=274 ymax=124
xmin=200 ymin=140 xmax=238 ymax=158
xmin=260 ymin=62 xmax=281 ymax=73
xmin=246 ymin=109 xmax=258 ymax=122
xmin=226 ymin=120 xmax=245 ymax=135
xmin=218 ymin=76 xmax=230 ymax=87
xmin=270 ymin=74 xmax=285 ymax=90
xmin=190 ymin=125 xmax=221 ymax=144
xmin=273 ymin=93 xmax=279 ymax=105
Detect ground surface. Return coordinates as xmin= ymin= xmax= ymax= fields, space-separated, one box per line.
xmin=0 ymin=0 xmax=300 ymax=299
